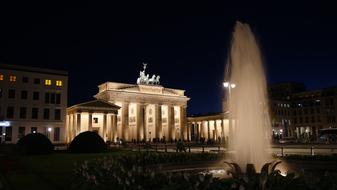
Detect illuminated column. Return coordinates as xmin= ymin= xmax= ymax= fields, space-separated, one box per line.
xmin=121 ymin=102 xmax=129 ymax=141
xmin=167 ymin=105 xmax=174 ymax=140
xmin=72 ymin=113 xmax=77 ymax=136
xmin=221 ymin=119 xmax=224 ymax=138
xmin=112 ymin=114 xmax=118 ymax=142
xmin=88 ymin=113 xmax=93 ymax=131
xmin=102 ymin=113 xmax=107 ymax=141
xmin=77 ymin=113 xmax=81 ymax=133
xmin=155 ymin=104 xmax=162 ymax=139
xmin=207 ymin=121 xmax=210 ymax=140
xmin=136 ymin=103 xmax=145 ymax=141
xmin=66 ymin=114 xmax=70 ymax=143
xmin=180 ymin=106 xmax=187 ymax=140
xmin=199 ymin=121 xmax=203 ymax=138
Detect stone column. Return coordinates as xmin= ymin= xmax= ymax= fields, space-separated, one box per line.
xmin=167 ymin=105 xmax=175 ymax=140
xmin=102 ymin=113 xmax=107 ymax=141
xmin=88 ymin=112 xmax=93 ymax=131
xmin=112 ymin=114 xmax=118 ymax=142
xmin=179 ymin=106 xmax=187 ymax=140
xmin=76 ymin=113 xmax=81 ymax=134
xmin=122 ymin=102 xmax=129 ymax=141
xmin=136 ymin=103 xmax=145 ymax=141
xmin=155 ymin=104 xmax=162 ymax=140
xmin=221 ymin=119 xmax=224 ymax=138
xmin=72 ymin=113 xmax=77 ymax=136
xmin=207 ymin=121 xmax=210 ymax=140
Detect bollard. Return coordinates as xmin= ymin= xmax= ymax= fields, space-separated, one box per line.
xmin=189 ymin=145 xmax=191 ymax=153
xmin=311 ymin=146 xmax=314 ymax=156
xmin=138 ymin=144 xmax=141 ymax=152
xmin=202 ymin=145 xmax=204 ymax=153
xmin=165 ymin=144 xmax=167 ymax=153
xmin=218 ymin=146 xmax=220 ymax=153
xmin=281 ymin=147 xmax=284 ymax=157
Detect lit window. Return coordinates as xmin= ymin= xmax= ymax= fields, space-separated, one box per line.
xmin=56 ymin=80 xmax=62 ymax=87
xmin=45 ymin=79 xmax=52 ymax=86
xmin=9 ymin=75 xmax=16 ymax=82
xmin=0 ymin=74 xmax=3 ymax=81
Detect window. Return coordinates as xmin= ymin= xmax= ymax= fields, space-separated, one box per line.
xmin=56 ymin=80 xmax=62 ymax=87
xmin=93 ymin=117 xmax=99 ymax=123
xmin=8 ymin=89 xmax=15 ymax=98
xmin=20 ymin=107 xmax=27 ymax=119
xmin=54 ymin=109 xmax=61 ymax=120
xmin=22 ymin=77 xmax=29 ymax=83
xmin=9 ymin=75 xmax=16 ymax=82
xmin=34 ymin=78 xmax=40 ymax=84
xmin=31 ymin=127 xmax=37 ymax=133
xmin=43 ymin=108 xmax=50 ymax=120
xmin=7 ymin=106 xmax=14 ymax=118
xmin=32 ymin=108 xmax=38 ymax=119
xmin=0 ymin=74 xmax=3 ymax=80
xmin=45 ymin=93 xmax=50 ymax=103
xmin=44 ymin=79 xmax=51 ymax=86
xmin=18 ymin=127 xmax=25 ymax=139
xmin=33 ymin=91 xmax=39 ymax=100
xmin=5 ymin=127 xmax=12 ymax=141
xmin=21 ymin=90 xmax=28 ymax=99
xmin=54 ymin=127 xmax=60 ymax=141
xmin=56 ymin=93 xmax=61 ymax=104
xmin=51 ymin=93 xmax=55 ymax=104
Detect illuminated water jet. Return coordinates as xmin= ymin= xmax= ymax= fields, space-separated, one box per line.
xmin=226 ymin=21 xmax=272 ymax=171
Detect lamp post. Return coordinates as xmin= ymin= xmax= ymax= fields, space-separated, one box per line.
xmin=223 ymin=81 xmax=236 ymax=142
xmin=47 ymin=127 xmax=52 ymax=139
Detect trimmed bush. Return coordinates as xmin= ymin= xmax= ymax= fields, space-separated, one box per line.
xmin=69 ymin=131 xmax=107 ymax=153
xmin=17 ymin=133 xmax=54 ymax=155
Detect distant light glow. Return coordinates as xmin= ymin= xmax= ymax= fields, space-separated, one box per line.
xmin=2 ymin=133 xmax=5 ymax=136
xmin=223 ymin=82 xmax=229 ymax=88
xmin=0 ymin=121 xmax=10 ymax=127
xmin=33 ymin=131 xmax=36 ymax=133
xmin=231 ymin=84 xmax=236 ymax=88
xmin=48 ymin=127 xmax=52 ymax=132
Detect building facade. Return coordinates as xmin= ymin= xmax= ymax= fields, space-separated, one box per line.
xmin=269 ymin=82 xmax=337 ymax=141
xmin=187 ymin=112 xmax=232 ymax=142
xmin=65 ymin=64 xmax=190 ymax=143
xmin=0 ymin=64 xmax=68 ymax=143
xmin=94 ymin=81 xmax=189 ymax=142
xmin=66 ymin=100 xmax=119 ymax=143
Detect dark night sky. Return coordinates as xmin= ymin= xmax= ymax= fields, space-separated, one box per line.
xmin=0 ymin=1 xmax=337 ymax=114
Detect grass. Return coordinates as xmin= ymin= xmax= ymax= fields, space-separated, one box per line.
xmin=0 ymin=150 xmax=132 ymax=190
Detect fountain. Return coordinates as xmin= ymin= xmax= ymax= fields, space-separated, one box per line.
xmin=226 ymin=21 xmax=272 ymax=171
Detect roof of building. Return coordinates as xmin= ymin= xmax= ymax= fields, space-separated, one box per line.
xmin=67 ymin=99 xmax=120 ymax=113
xmin=0 ymin=63 xmax=68 ymax=76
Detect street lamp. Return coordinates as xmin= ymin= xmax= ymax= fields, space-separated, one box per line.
xmin=223 ymin=81 xmax=236 ymax=140
xmin=47 ymin=127 xmax=52 ymax=138
xmin=223 ymin=81 xmax=236 ymax=101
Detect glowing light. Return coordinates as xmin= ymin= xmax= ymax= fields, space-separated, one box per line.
xmin=33 ymin=131 xmax=36 ymax=133
xmin=231 ymin=84 xmax=236 ymax=88
xmin=223 ymin=82 xmax=229 ymax=88
xmin=0 ymin=121 xmax=10 ymax=127
xmin=48 ymin=127 xmax=52 ymax=132
xmin=280 ymin=171 xmax=287 ymax=177
xmin=45 ymin=79 xmax=52 ymax=86
xmin=2 ymin=133 xmax=5 ymax=136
